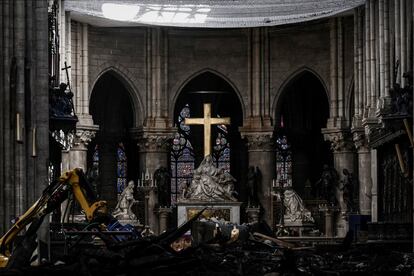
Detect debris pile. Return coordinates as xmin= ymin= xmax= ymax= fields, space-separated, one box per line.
xmin=294 ymin=246 xmax=414 ymax=275
xmin=1 ymin=214 xmax=413 ymax=276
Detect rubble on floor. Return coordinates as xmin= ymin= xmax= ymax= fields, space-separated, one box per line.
xmin=0 ymin=218 xmax=413 ymax=276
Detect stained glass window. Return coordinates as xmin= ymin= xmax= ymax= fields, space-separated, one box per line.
xmin=171 ymin=104 xmax=195 ymax=206
xmin=212 ymin=125 xmax=230 ymax=173
xmin=170 ymin=104 xmax=232 ymax=205
xmin=92 ymin=143 xmax=127 ymax=195
xmin=117 ymin=143 xmax=127 ymax=194
xmin=276 ymin=135 xmax=292 ymax=187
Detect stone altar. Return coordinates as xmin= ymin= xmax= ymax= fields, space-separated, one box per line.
xmin=177 ymin=155 xmax=241 ymax=225
xmin=177 ymin=202 xmax=242 ymax=226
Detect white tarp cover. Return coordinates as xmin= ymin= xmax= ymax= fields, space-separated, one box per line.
xmin=65 ymin=0 xmax=365 ymax=28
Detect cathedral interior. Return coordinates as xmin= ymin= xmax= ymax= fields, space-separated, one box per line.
xmin=0 ymin=0 xmax=413 ymax=275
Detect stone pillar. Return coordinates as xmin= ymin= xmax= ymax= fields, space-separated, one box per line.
xmin=68 ymin=128 xmax=97 ymax=170
xmin=319 ymin=204 xmax=336 ymax=238
xmin=353 ymin=131 xmax=372 ymax=215
xmin=240 ymin=129 xmax=275 ymax=225
xmin=330 ymin=18 xmax=338 ymax=118
xmin=362 ymin=122 xmax=381 ymax=222
xmin=323 ymin=129 xmax=356 ymax=237
xmin=376 ymin=0 xmax=393 ymax=115
xmin=133 ymin=127 xmax=174 ymax=234
xmin=370 ymin=149 xmax=378 ymax=222
xmin=61 ymin=123 xmax=97 ymax=222
xmin=61 ymin=123 xmax=98 ymax=172
xmin=157 ymin=207 xmax=172 ymax=233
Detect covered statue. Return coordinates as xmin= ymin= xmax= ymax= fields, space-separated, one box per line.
xmin=274 ymin=188 xmax=314 ymax=223
xmin=182 ymin=155 xmax=237 ymax=202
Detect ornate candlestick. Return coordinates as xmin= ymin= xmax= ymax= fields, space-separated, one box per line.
xmin=137 ymin=169 xmax=157 ymax=236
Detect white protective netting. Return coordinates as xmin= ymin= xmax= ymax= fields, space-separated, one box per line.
xmin=65 ymin=0 xmax=365 ymax=28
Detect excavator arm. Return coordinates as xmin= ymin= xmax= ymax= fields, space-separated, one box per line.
xmin=0 ymin=168 xmax=108 ymax=268
xmin=59 ymin=168 xmax=108 ymax=222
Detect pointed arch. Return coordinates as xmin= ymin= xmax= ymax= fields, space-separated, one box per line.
xmin=88 ymin=70 xmax=140 ymax=207
xmin=90 ymin=66 xmax=144 ymax=126
xmin=170 ymin=68 xmax=245 ymax=120
xmin=272 ymin=67 xmax=329 ymax=123
xmin=170 ymin=69 xmax=246 ymax=209
xmin=273 ymin=66 xmax=331 ymax=197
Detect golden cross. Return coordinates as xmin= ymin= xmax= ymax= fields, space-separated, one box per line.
xmin=185 ymin=103 xmax=231 ymax=157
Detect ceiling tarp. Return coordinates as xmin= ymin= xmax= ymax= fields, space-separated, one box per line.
xmin=65 ymin=0 xmax=365 ymax=28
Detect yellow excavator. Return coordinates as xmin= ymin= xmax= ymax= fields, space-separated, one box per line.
xmin=0 ymin=168 xmax=117 ymax=268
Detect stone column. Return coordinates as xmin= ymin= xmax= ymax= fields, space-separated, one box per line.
xmin=370 ymin=149 xmax=378 ymax=222
xmin=376 ymin=0 xmax=393 ymax=115
xmin=240 ymin=129 xmax=275 ymax=225
xmin=68 ymin=127 xmax=97 ymax=170
xmin=353 ymin=131 xmax=372 ymax=215
xmin=319 ymin=204 xmax=336 ymax=238
xmin=136 ymin=130 xmax=173 ymax=174
xmin=324 ymin=130 xmax=356 ymax=175
xmin=61 ymin=123 xmax=97 ymax=222
xmin=157 ymin=207 xmax=172 ymax=233
xmin=61 ymin=126 xmax=97 ymax=173
xmin=369 ymin=0 xmax=377 ymax=111
xmin=323 ymin=129 xmax=356 ymax=237
xmin=330 ymin=18 xmax=338 ymax=119
xmin=133 ymin=127 xmax=174 ymax=234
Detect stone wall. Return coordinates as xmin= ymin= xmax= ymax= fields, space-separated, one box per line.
xmin=269 ymin=21 xmax=331 ymax=115
xmin=88 ymin=26 xmax=146 ymax=119
xmin=73 ymin=20 xmax=351 ymax=123
xmin=167 ymin=29 xmax=248 ymax=116
xmin=0 ymin=0 xmax=49 ymax=234
xmin=67 ymin=17 xmax=351 ymax=228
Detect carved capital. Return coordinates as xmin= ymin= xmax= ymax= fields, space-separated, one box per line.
xmin=242 ymin=132 xmax=274 ymax=151
xmin=137 ymin=134 xmax=173 ymax=152
xmin=73 ymin=127 xmax=98 ymax=148
xmin=323 ymin=129 xmax=355 ymax=153
xmin=352 ymin=129 xmax=369 ymax=152
xmin=362 ymin=117 xmax=381 ymax=138
xmin=131 ymin=126 xmax=176 ymax=153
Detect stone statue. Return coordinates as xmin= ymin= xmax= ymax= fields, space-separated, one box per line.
xmin=113 ymin=180 xmax=138 ymax=221
xmin=274 ymin=188 xmax=314 ymax=223
xmin=316 ymin=164 xmax=339 ymax=205
xmin=390 ymin=71 xmax=413 ymax=115
xmin=340 ymin=169 xmax=355 ymax=212
xmin=49 ymin=82 xmax=75 ymax=118
xmin=246 ymin=166 xmax=259 ymax=207
xmin=155 ymin=166 xmax=171 ymax=207
xmin=183 ymin=155 xmax=237 ymax=202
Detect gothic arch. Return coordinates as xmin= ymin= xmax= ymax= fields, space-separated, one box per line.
xmin=170 ymin=68 xmax=246 ymax=120
xmin=169 ymin=69 xmax=246 ymax=210
xmin=272 ymin=67 xmax=329 ymax=123
xmin=90 ymin=65 xmax=144 ymax=126
xmin=273 ymin=66 xmax=331 ymax=196
xmin=88 ymin=70 xmax=140 ymax=207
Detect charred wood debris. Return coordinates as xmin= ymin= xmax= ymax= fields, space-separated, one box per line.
xmin=0 ymin=212 xmax=413 ymax=276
